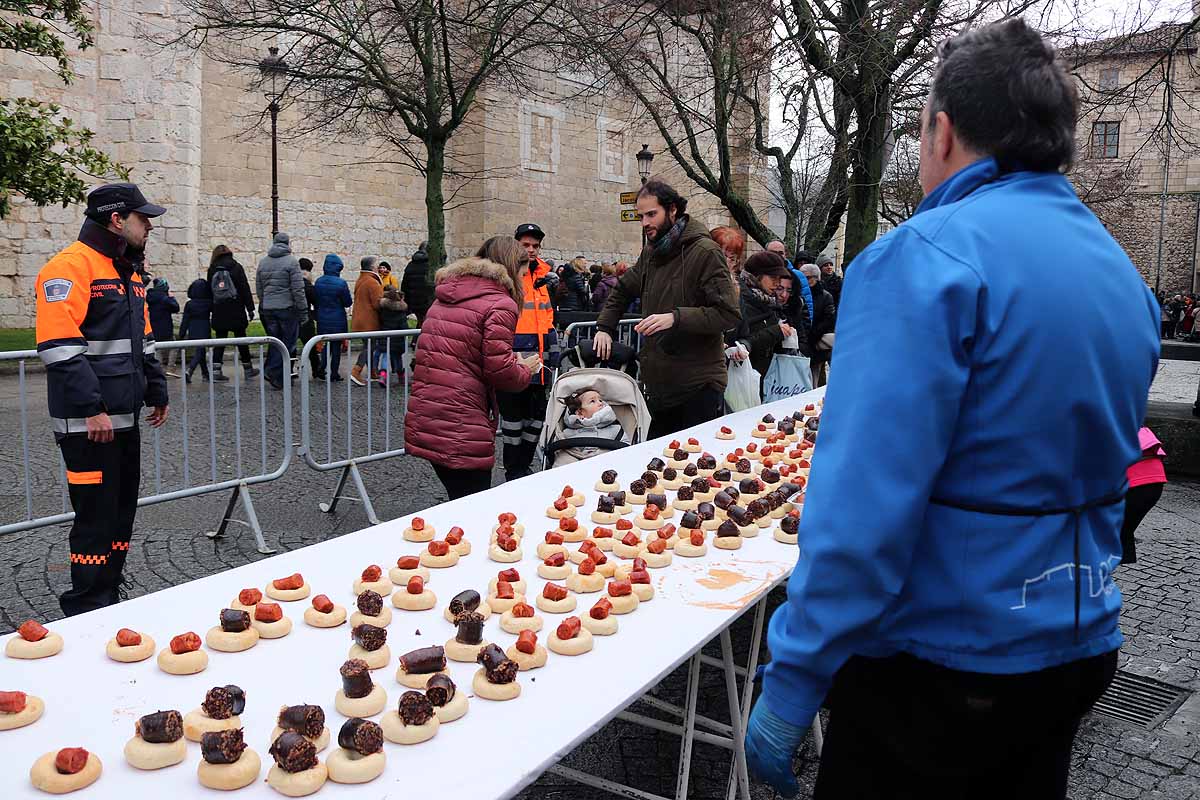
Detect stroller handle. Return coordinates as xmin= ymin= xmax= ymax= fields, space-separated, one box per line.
xmin=543 ymin=437 xmax=631 ymax=457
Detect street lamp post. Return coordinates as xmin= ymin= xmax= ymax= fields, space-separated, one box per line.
xmin=636 ymin=144 xmax=654 ymax=250
xmin=258 ymin=46 xmax=287 ymax=237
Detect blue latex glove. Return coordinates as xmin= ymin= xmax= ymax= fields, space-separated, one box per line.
xmin=745 ymin=698 xmax=809 ymax=798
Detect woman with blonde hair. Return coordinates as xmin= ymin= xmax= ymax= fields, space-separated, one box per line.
xmin=405 ymin=236 xmax=541 ymax=499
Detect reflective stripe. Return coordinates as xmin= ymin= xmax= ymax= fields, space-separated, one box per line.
xmin=86 ymin=339 xmax=133 ymax=356
xmin=142 ymin=339 xmax=156 ymax=355
xmin=520 ymin=432 xmax=540 ymax=443
xmin=525 ymin=420 xmax=544 ymax=431
xmin=499 ymin=421 xmax=524 ymax=432
xmin=500 ymin=435 xmax=522 ymax=445
xmin=51 ymin=412 xmax=137 ymax=434
xmin=111 ymin=541 xmax=130 ymax=551
xmin=38 ymin=344 xmax=87 ymax=365
xmin=66 ymin=470 xmax=103 ymax=485
xmin=70 ymin=552 xmax=107 ymax=565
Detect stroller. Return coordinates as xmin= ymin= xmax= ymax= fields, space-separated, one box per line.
xmin=537 ymin=339 xmax=652 ymax=470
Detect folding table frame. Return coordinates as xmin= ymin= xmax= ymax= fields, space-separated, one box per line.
xmin=546 ymin=596 xmax=824 ymax=800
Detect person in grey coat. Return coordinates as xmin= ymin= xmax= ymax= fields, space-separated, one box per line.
xmin=256 ymin=232 xmax=308 ymax=389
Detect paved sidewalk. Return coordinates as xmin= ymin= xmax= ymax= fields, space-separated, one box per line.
xmin=0 ymin=363 xmax=1198 ymax=798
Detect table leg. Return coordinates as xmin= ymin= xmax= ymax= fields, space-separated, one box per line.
xmin=674 ymin=652 xmax=702 ymax=800
xmin=720 ymin=628 xmax=752 ymax=800
xmin=725 ymin=598 xmax=767 ymax=800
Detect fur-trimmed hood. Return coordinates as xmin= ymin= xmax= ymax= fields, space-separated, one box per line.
xmin=434 ymin=257 xmax=521 ymax=307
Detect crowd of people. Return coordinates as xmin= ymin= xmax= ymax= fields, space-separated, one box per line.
xmin=1157 ymin=290 xmax=1200 ymax=340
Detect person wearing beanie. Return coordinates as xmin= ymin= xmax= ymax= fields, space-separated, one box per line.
xmin=255 ymin=232 xmax=307 ymax=389
xmin=145 ymin=276 xmax=179 ymax=377
xmin=818 ymin=253 xmax=842 ymax=304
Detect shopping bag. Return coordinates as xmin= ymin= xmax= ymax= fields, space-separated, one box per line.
xmin=725 ymin=358 xmax=761 ymax=412
xmin=762 ymin=353 xmax=813 ymax=402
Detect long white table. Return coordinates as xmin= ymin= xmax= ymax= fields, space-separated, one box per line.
xmin=0 ymin=388 xmax=822 ymax=799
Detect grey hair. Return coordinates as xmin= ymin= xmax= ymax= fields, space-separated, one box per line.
xmin=799 ymin=264 xmax=820 ymax=278
xmin=361 ymin=256 xmax=379 ymax=271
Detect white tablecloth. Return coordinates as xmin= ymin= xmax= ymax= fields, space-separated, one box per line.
xmin=1 ymin=387 xmax=822 ymax=799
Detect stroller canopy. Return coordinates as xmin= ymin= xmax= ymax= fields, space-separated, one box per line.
xmin=537 ymin=366 xmax=652 ymax=469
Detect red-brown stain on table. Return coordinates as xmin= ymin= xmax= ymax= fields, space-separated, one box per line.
xmin=687 ymin=562 xmax=788 ymax=611
xmin=697 ymin=569 xmax=751 ymax=591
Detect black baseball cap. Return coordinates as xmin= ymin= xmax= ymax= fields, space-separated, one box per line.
xmin=85 ymin=182 xmax=166 ymax=220
xmin=515 ymin=223 xmax=545 ymax=242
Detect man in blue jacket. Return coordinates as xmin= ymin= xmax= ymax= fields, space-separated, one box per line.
xmin=745 ymin=19 xmax=1160 ymax=799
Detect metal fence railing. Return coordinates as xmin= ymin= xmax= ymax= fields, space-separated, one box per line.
xmin=297 ymin=329 xmax=418 ymax=525
xmin=0 ymin=337 xmax=293 ymax=554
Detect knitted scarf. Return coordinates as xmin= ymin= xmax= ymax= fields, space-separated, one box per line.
xmin=652 ymin=216 xmax=688 ymax=258
xmin=739 ymin=270 xmax=783 ymax=312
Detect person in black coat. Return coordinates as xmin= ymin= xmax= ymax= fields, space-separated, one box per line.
xmin=145 ymin=277 xmax=179 ymax=375
xmin=179 ymin=278 xmax=214 ymax=382
xmin=298 ymin=258 xmax=324 ymax=378
xmin=206 ymin=244 xmax=258 ymax=380
xmin=401 ymin=242 xmax=433 ymax=325
xmin=727 ymin=252 xmax=795 ymax=384
xmin=800 ymin=263 xmax=837 ymax=387
xmin=556 ymin=257 xmax=592 ymax=313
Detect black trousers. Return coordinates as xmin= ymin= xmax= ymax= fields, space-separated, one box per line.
xmin=213 ymin=326 xmax=252 ymax=367
xmin=647 ymin=385 xmax=724 ymax=440
xmin=497 ymin=384 xmax=548 ymax=480
xmin=814 ymin=650 xmax=1117 ymax=799
xmin=1119 ymin=482 xmax=1163 ymax=564
xmin=58 ymin=428 xmax=142 ymax=616
xmin=431 ymin=463 xmax=492 ymax=501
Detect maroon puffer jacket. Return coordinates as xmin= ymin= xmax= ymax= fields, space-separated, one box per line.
xmin=404 ymin=257 xmax=531 ymax=470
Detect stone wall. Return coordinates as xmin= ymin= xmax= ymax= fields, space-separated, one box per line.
xmin=0 ymin=3 xmax=748 ymax=326
xmin=1088 ymin=191 xmax=1200 ymax=293
xmin=0 ymin=1 xmax=202 ymax=327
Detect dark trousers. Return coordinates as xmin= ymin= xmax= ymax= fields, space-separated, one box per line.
xmin=58 ymin=429 xmax=141 ymax=616
xmin=431 ymin=463 xmax=492 ymax=500
xmin=262 ymin=309 xmax=299 ymax=385
xmin=318 ymin=322 xmax=346 ymax=379
xmin=647 ymin=385 xmax=724 ymax=440
xmin=497 ymin=383 xmax=548 ymax=480
xmin=187 ymin=342 xmax=210 ymax=377
xmin=814 ymin=650 xmax=1117 ymax=800
xmin=299 ymin=320 xmax=323 ymax=376
xmin=213 ymin=326 xmax=252 ymax=368
xmin=1120 ymin=482 xmax=1163 ymax=564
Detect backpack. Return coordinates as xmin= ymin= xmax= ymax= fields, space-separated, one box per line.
xmin=210 ymin=267 xmax=238 ymax=305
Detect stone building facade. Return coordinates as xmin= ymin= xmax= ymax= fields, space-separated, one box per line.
xmin=0 ymin=2 xmax=750 ymax=327
xmin=1070 ymin=23 xmax=1200 ymax=294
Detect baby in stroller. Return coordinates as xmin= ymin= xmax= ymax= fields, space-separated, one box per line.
xmin=561 ymin=388 xmax=631 ymax=460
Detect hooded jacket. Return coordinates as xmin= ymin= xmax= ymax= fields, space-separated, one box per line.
xmin=595 ymin=215 xmax=740 ymax=408
xmin=179 ymin=278 xmax=214 ymax=341
xmin=404 ymin=257 xmax=532 ymax=470
xmin=761 ymin=157 xmax=1161 ymax=732
xmin=146 ymin=282 xmax=179 ymax=343
xmin=379 ymin=287 xmax=409 ymax=331
xmin=313 ymin=254 xmax=352 ymax=332
xmin=207 ymin=252 xmax=255 ymax=331
xmin=35 ymin=218 xmax=168 ymax=438
xmin=401 ymin=247 xmax=433 ymax=323
xmin=352 ymin=268 xmax=384 ymax=332
xmin=256 ymin=233 xmax=307 ymax=321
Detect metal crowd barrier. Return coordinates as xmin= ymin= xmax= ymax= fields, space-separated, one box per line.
xmin=0 ymin=337 xmax=292 ymax=554
xmin=297 ymin=329 xmax=419 ymax=525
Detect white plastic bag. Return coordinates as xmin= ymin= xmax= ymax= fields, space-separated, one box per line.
xmin=763 ymin=353 xmax=813 ymax=402
xmin=725 ymin=357 xmax=761 ymax=412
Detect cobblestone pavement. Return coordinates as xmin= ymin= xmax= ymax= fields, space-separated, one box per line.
xmin=1 ymin=363 xmax=1198 ymax=799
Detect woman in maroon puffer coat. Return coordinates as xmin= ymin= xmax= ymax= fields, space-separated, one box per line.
xmin=405 ymin=236 xmax=541 ymax=499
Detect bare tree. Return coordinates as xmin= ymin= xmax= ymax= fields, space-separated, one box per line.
xmin=173 ymin=0 xmax=559 ymax=272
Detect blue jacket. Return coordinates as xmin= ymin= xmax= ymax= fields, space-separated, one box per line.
xmin=786 ymin=260 xmax=814 ymax=328
xmin=146 ymin=286 xmax=179 ymax=342
xmin=313 ymin=254 xmax=352 ymax=332
xmin=762 ymin=157 xmax=1160 ymax=730
xmin=179 ymin=278 xmax=213 ymax=340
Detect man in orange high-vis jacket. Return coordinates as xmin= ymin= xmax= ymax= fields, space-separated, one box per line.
xmin=498 ymin=222 xmax=561 ymax=481
xmin=35 ymin=183 xmax=170 ymax=616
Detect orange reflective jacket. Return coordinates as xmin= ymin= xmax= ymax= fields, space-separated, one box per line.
xmin=35 ymin=219 xmax=168 ymax=438
xmin=511 ymin=257 xmax=559 ymax=386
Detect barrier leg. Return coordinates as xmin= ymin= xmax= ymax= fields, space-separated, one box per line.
xmin=208 ymin=481 xmax=277 ymax=555
xmin=720 ymin=628 xmax=752 ymax=800
xmin=318 ymin=461 xmax=381 ymax=525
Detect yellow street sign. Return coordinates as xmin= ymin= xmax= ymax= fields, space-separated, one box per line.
xmin=620 ymin=209 xmax=642 ymax=222
xmin=619 ymin=191 xmax=639 ymax=205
